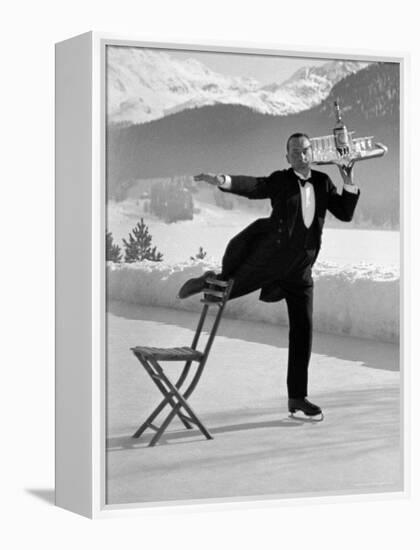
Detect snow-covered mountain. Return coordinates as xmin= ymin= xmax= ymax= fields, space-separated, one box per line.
xmin=107 ymin=47 xmax=369 ymax=125
xmin=107 ymin=62 xmax=399 ymax=228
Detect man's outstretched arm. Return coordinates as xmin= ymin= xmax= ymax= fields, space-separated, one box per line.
xmin=193 ymin=173 xmax=229 ymax=187
xmin=194 ymin=172 xmax=278 ymax=199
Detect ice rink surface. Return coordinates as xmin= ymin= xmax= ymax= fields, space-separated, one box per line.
xmin=106 ymin=304 xmax=401 ymax=505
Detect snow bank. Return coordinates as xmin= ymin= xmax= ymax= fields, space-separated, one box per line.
xmin=107 ymin=260 xmax=399 ymax=343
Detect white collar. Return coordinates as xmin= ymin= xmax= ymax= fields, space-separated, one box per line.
xmin=293 ymin=169 xmax=312 ymax=181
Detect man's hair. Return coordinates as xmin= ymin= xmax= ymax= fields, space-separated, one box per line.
xmin=286 ymin=133 xmax=311 ymax=152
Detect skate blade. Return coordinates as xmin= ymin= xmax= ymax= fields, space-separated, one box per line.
xmin=288 ymin=411 xmax=324 ymax=422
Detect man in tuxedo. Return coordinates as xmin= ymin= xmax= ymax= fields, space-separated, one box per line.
xmin=178 ymin=133 xmax=360 ymax=418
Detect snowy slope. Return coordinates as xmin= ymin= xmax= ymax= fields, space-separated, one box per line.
xmin=107 ymin=260 xmax=399 ymax=343
xmin=107 ymin=199 xmax=400 ymax=266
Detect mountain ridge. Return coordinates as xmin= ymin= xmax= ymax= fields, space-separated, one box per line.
xmin=107 ymin=62 xmax=400 ymax=228
xmin=107 ymin=47 xmax=370 ymax=125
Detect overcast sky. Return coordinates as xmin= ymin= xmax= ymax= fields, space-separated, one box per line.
xmin=167 ymin=49 xmax=331 ymax=85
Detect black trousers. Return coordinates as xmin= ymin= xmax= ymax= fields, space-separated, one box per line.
xmin=220 ymin=233 xmax=316 ymax=398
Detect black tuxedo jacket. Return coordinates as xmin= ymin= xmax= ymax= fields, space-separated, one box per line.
xmin=220 ymin=167 xmax=360 ymax=301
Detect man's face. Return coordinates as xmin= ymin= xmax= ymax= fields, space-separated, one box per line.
xmin=286 ymin=136 xmax=313 ymax=173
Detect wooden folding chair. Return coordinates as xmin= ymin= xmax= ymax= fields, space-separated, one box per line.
xmin=130 ymin=276 xmax=234 ymax=446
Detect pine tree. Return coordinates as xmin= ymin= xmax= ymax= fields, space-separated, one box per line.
xmin=122 ymin=232 xmax=140 ymax=263
xmin=106 ymin=231 xmax=122 ymax=262
xmin=122 ymin=219 xmax=163 ymax=262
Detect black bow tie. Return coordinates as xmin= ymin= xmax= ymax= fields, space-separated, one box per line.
xmin=297 ymin=177 xmax=311 ymax=187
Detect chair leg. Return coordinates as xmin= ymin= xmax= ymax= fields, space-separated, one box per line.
xmin=149 ymin=398 xmax=213 ymax=447
xmin=132 ymin=355 xmax=192 ymax=439
xmin=133 ymin=392 xmax=192 ymax=439
xmin=149 ymin=402 xmax=183 ymax=446
xmin=149 ymin=361 xmax=213 ymax=446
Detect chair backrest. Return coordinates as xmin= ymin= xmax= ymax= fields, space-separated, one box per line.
xmin=177 ymin=277 xmax=233 ymax=398
xmin=189 ymin=276 xmax=233 ymax=356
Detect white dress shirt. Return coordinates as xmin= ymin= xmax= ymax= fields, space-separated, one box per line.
xmin=294 ymin=170 xmax=315 ymax=228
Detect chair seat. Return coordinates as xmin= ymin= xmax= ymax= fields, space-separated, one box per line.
xmin=131 ymin=346 xmax=204 ymax=362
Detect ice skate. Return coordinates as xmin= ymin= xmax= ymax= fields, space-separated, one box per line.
xmin=288 ymin=397 xmax=324 ymax=421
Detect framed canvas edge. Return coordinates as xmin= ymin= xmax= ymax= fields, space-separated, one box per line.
xmin=55 ymin=31 xmax=95 ymax=519
xmin=88 ymin=32 xmax=410 ymax=518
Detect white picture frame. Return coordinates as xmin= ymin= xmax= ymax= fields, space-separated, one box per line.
xmin=55 ymin=31 xmax=408 ymax=518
